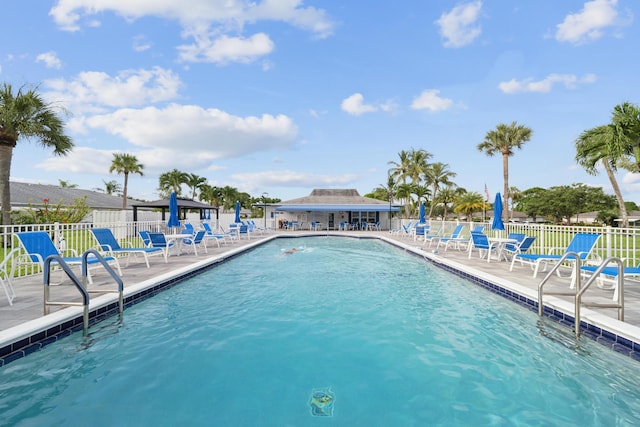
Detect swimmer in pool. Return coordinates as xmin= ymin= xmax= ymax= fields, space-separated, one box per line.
xmin=284 ymin=248 xmax=299 ymax=254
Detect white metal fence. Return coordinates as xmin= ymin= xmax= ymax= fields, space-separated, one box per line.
xmin=2 ymin=217 xmax=640 ymax=280
xmin=391 ymin=218 xmax=640 ymax=267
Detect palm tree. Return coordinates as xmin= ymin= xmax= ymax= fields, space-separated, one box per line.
xmin=575 ymin=125 xmax=629 ymax=227
xmin=394 ymin=183 xmax=415 ymax=220
xmin=412 ymin=185 xmax=431 ymax=218
xmin=103 ymin=179 xmax=122 ymax=195
xmin=453 ymin=191 xmax=486 ymax=219
xmin=406 ymin=148 xmax=432 ymax=184
xmin=610 ymin=102 xmax=640 ymax=168
xmin=388 ymin=148 xmax=432 ymax=218
xmin=424 ymin=162 xmax=456 ymax=218
xmin=158 ymin=168 xmax=188 ymax=197
xmin=199 ymin=184 xmax=223 ymax=207
xmin=435 ymin=185 xmax=458 ymax=219
xmin=0 ymin=83 xmax=73 ymax=225
xmin=477 ymin=121 xmax=532 ymax=221
xmin=185 ymin=173 xmax=207 ymax=200
xmin=219 ymin=186 xmax=240 ymax=212
xmin=58 ymin=180 xmax=77 ymax=188
xmin=109 ymin=153 xmax=144 ymax=209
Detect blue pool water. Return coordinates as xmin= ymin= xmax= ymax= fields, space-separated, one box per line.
xmin=2 ymin=237 xmax=640 ymax=426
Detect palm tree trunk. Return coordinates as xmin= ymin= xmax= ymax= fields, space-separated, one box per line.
xmin=122 ymin=172 xmax=129 ymax=209
xmin=427 ymin=185 xmax=437 ymax=218
xmin=0 ymin=144 xmax=14 ymax=225
xmin=603 ymin=161 xmax=629 ymax=227
xmin=502 ymin=153 xmax=509 ymax=222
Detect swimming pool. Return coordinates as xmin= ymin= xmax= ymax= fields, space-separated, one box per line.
xmin=1 ymin=237 xmax=640 ymax=425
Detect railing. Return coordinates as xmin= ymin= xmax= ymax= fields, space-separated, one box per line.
xmin=537 ymin=253 xmax=625 ymax=336
xmin=3 ymin=218 xmax=640 ymax=280
xmin=43 ymin=250 xmax=123 ymax=334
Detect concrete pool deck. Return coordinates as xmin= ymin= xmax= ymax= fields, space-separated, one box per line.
xmin=2 ymin=230 xmax=640 ymax=362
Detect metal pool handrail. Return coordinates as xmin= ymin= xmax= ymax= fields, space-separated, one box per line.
xmin=43 ymin=250 xmax=123 ymax=334
xmin=538 ymin=253 xmax=625 ymax=336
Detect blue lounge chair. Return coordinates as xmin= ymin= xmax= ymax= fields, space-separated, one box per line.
xmin=510 ymin=233 xmax=601 ymax=277
xmin=201 ymin=223 xmax=227 ymax=247
xmin=139 ymin=230 xmax=152 ymax=247
xmin=181 ymin=230 xmax=208 ymax=255
xmin=502 ymin=236 xmax=536 ymax=260
xmin=148 ymin=233 xmax=176 ymax=262
xmin=91 ymin=228 xmax=163 ymax=268
xmin=468 ymin=232 xmax=500 ymax=262
xmin=436 ymin=224 xmax=466 ymax=251
xmin=413 ymin=224 xmax=430 ymax=242
xmin=15 ymin=231 xmax=122 ymax=284
xmin=580 ymin=262 xmax=640 ymax=301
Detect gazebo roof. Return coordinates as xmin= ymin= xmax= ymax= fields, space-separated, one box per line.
xmin=131 ymin=198 xmax=218 ymax=210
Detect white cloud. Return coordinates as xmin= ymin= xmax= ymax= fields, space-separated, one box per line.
xmin=132 ymin=35 xmax=152 ymax=52
xmin=435 ymin=0 xmax=482 ymax=48
xmin=341 ymin=93 xmax=377 ymax=116
xmin=85 ymin=103 xmax=298 ymax=158
xmin=498 ymin=73 xmax=597 ymax=94
xmin=36 ymin=51 xmax=62 ymax=69
xmin=410 ymin=90 xmax=453 ymax=112
xmin=43 ymin=67 xmax=182 ymax=113
xmin=38 ymin=104 xmax=299 ymax=176
xmin=49 ymin=0 xmax=334 ymax=65
xmin=555 ymin=0 xmax=627 ymax=44
xmin=177 ymin=33 xmax=274 ymax=65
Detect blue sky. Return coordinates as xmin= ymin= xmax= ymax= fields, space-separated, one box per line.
xmin=1 ymin=0 xmax=639 ymax=203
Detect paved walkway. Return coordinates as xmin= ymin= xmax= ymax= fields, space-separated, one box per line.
xmin=2 ymin=230 xmax=640 ymax=348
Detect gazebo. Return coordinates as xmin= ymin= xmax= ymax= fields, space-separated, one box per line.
xmin=131 ymin=198 xmax=218 ymax=222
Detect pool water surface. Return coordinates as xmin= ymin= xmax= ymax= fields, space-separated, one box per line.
xmin=1 ymin=237 xmax=640 ymax=426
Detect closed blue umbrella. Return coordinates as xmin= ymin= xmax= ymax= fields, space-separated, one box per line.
xmin=234 ymin=201 xmax=241 ymax=223
xmin=168 ymin=192 xmax=180 ymax=228
xmin=419 ymin=202 xmax=426 ymax=224
xmin=492 ymin=193 xmax=504 ymax=230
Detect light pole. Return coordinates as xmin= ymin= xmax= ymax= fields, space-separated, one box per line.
xmin=262 ymin=192 xmax=269 ymax=229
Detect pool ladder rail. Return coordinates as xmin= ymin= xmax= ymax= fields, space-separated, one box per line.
xmin=538 ymin=253 xmax=624 ymax=336
xmin=43 ymin=249 xmax=124 ymax=334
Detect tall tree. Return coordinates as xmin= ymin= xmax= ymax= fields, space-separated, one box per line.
xmin=424 ymin=162 xmax=456 ymax=218
xmin=0 ymin=83 xmax=73 ymax=225
xmin=388 ymin=148 xmax=431 ymax=218
xmin=219 ymin=185 xmax=240 ymax=212
xmin=109 ymin=153 xmax=144 ymax=209
xmin=453 ymin=191 xmax=486 ymax=219
xmin=435 ymin=185 xmax=458 ymax=219
xmin=610 ymin=102 xmax=640 ymax=168
xmin=185 ymin=173 xmax=207 ymax=200
xmin=575 ymin=125 xmax=629 ymax=227
xmin=477 ymin=121 xmax=532 ymax=222
xmin=158 ymin=168 xmax=188 ymax=197
xmin=102 ymin=179 xmax=122 ymax=195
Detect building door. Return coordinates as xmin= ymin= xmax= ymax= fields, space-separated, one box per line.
xmin=328 ymin=213 xmax=335 ymax=229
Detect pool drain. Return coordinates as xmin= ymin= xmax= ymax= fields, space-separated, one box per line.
xmin=309 ymin=387 xmax=335 ymax=416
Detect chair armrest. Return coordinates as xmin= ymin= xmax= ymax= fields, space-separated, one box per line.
xmin=60 ymin=248 xmax=78 ymax=257
xmin=98 ymin=244 xmax=114 ymax=252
